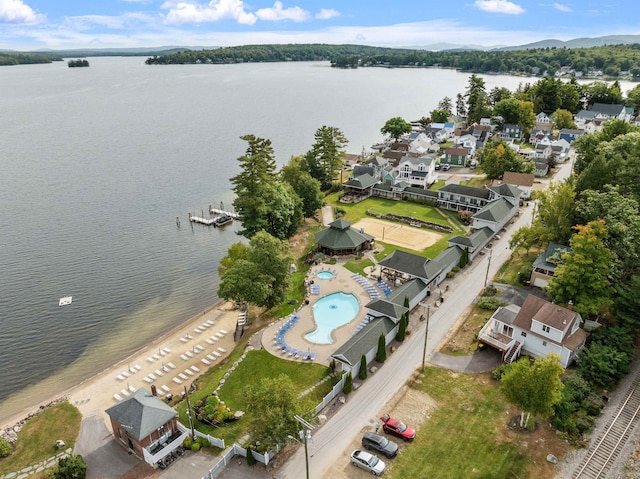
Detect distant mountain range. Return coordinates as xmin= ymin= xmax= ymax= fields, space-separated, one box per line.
xmin=2 ymin=34 xmax=640 ymax=57
xmin=411 ymin=34 xmax=640 ymax=52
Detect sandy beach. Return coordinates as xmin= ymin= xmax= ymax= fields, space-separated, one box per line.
xmin=1 ymin=300 xmax=245 ymax=430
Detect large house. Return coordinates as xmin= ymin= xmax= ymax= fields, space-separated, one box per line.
xmin=478 ymin=294 xmax=588 ymax=368
xmin=396 ymin=156 xmax=437 ymax=188
xmin=499 ymin=172 xmax=535 ymax=199
xmin=441 ymin=147 xmax=470 ymax=167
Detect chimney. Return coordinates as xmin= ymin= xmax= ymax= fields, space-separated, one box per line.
xmin=567 ymin=300 xmax=574 ymax=311
xmin=151 ymin=385 xmax=157 ymax=396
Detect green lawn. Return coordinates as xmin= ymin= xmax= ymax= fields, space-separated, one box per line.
xmin=387 ymin=368 xmax=528 ymax=479
xmin=176 ymin=350 xmax=336 ymax=446
xmin=0 ymin=402 xmax=82 ymax=475
xmin=493 ymin=249 xmax=540 ymax=285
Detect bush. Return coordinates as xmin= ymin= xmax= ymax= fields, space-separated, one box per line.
xmin=479 ymin=285 xmax=498 ymax=297
xmin=491 ymin=363 xmax=513 ymax=381
xmin=183 ymin=437 xmax=193 ymax=449
xmin=191 ymin=442 xmax=201 ymax=452
xmin=0 ymin=437 xmax=13 ymax=458
xmin=246 ymin=447 xmax=256 ymax=466
xmin=195 ymin=436 xmax=210 ymax=448
xmin=54 ymin=455 xmax=86 ymax=479
xmin=476 ymin=297 xmax=505 ymax=310
xmin=517 ymin=265 xmax=533 ymax=284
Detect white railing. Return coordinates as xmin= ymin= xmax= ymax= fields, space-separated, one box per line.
xmin=177 ymin=422 xmax=225 ymax=449
xmin=142 ymin=429 xmax=190 ymax=465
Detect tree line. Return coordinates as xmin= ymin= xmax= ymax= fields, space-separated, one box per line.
xmin=144 ymin=43 xmax=640 ymax=79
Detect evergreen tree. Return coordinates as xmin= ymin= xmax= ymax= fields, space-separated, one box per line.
xmin=343 ymin=372 xmax=353 ymax=394
xmin=376 ymin=333 xmax=387 ymax=363
xmin=301 ymin=126 xmax=348 ymax=189
xmin=358 ymin=355 xmax=368 ymax=380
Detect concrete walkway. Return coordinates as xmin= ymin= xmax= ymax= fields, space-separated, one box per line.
xmin=321 ymin=205 xmax=334 ymax=226
xmin=429 ymin=349 xmax=502 ymax=374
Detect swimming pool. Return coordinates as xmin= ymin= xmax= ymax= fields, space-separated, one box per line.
xmin=304 ymin=292 xmax=359 ymax=344
xmin=317 ymin=271 xmax=333 ymax=280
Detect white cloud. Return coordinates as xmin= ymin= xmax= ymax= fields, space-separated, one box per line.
xmin=0 ymin=0 xmax=44 ymax=23
xmin=316 ymin=8 xmax=339 ymax=20
xmin=162 ymin=0 xmax=257 ymax=25
xmin=255 ymin=1 xmax=310 ymax=22
xmin=553 ymin=3 xmax=572 ymax=12
xmin=475 ymin=0 xmax=525 ymax=14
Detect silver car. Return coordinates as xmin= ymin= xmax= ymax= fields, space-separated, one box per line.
xmin=351 ymin=449 xmax=386 ymax=475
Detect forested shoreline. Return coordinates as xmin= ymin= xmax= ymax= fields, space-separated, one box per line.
xmin=145 ymin=43 xmax=640 ymax=80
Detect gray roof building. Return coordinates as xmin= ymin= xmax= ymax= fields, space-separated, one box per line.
xmin=473 ymin=198 xmax=516 ymax=223
xmin=105 ymin=388 xmax=177 ymax=442
xmin=365 ymin=298 xmax=409 ymax=321
xmin=330 ymin=317 xmax=397 ymax=367
xmin=377 ymin=250 xmax=443 ymax=283
xmin=314 ymin=219 xmax=374 ymax=254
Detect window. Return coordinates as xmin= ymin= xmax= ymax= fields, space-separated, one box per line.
xmin=521 ymin=331 xmax=527 ymax=337
xmin=542 ymin=325 xmax=550 ymax=333
xmin=542 ymin=341 xmax=547 ymax=347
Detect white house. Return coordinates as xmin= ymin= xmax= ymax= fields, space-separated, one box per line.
xmin=478 ymin=294 xmax=588 ymax=368
xmin=396 ymin=156 xmax=437 ymax=188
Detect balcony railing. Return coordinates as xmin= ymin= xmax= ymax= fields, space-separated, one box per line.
xmin=478 ymin=321 xmax=515 ymax=352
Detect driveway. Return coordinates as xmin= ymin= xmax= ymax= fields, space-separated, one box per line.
xmin=74 ymin=415 xmax=146 ymax=479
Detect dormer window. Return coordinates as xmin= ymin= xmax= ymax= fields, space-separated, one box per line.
xmin=542 ymin=325 xmax=550 ymax=333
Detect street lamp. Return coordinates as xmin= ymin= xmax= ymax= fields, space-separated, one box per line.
xmin=294 ymin=415 xmax=315 ymax=479
xmin=421 ymin=304 xmax=431 ymax=373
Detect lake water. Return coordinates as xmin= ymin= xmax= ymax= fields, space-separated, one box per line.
xmin=0 ymin=57 xmax=631 ymax=423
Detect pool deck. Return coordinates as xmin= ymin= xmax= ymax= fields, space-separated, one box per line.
xmin=260 ymin=264 xmax=380 ymax=365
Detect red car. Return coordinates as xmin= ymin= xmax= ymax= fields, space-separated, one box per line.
xmin=380 ymin=414 xmax=415 ymax=441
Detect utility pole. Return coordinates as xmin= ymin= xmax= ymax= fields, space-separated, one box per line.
xmin=421 ymin=304 xmax=431 ymax=373
xmin=484 ymin=248 xmax=493 ymax=288
xmin=184 ymin=386 xmax=195 ymax=440
xmin=294 ymin=415 xmax=315 ymax=479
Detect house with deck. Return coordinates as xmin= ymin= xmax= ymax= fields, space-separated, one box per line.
xmin=396 ymin=155 xmax=437 ymax=188
xmin=477 ymin=294 xmax=588 ymax=368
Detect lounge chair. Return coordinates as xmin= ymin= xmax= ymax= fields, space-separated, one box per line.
xmin=121 ymin=388 xmax=129 ymax=397
xmin=179 ymin=373 xmax=189 ymax=380
xmin=202 ymin=358 xmax=211 ymax=365
xmin=289 ymin=348 xmax=298 ymax=357
xmin=220 ymin=329 xmax=229 ymax=334
xmin=184 ymin=369 xmax=194 ymax=376
xmin=154 ymin=369 xmax=163 ymax=377
xmin=217 ymin=347 xmax=227 ymax=353
xmin=207 ymin=354 xmax=216 ymax=361
xmin=281 ymin=346 xmax=291 ymax=354
xmin=302 ymin=351 xmax=309 ymax=360
xmin=295 ymin=350 xmax=303 ymax=359
xmin=190 ymin=366 xmax=200 ymax=373
xmin=309 ymin=352 xmax=316 ymax=361
xmin=172 ymin=377 xmax=182 ymax=384
xmin=206 ymin=338 xmax=214 ymax=345
xmin=161 ymin=385 xmax=170 ymax=392
xmin=167 ymin=362 xmax=176 ymax=369
xmin=113 ymin=394 xmax=123 ymax=401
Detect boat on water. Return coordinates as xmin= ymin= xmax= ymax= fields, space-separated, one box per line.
xmin=213 ymin=214 xmax=233 ymax=227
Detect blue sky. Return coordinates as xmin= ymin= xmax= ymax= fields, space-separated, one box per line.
xmin=1 ymin=0 xmax=638 ymax=50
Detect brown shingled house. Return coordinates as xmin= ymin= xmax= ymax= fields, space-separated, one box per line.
xmin=477 ymin=294 xmax=588 ymax=367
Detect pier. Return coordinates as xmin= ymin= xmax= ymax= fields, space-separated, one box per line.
xmin=188 ymin=213 xmax=216 ymax=226
xmin=209 ymin=202 xmax=239 ymax=219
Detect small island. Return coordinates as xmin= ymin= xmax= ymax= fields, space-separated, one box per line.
xmin=68 ymin=59 xmax=90 ymax=68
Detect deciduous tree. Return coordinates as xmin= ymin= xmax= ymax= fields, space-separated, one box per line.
xmin=478 ymin=140 xmax=532 ymax=180
xmin=245 ymin=374 xmax=311 ymax=449
xmin=501 ymin=355 xmax=564 ymax=429
xmin=546 ymin=220 xmax=614 ymax=317
xmin=218 ymin=231 xmax=293 ymax=309
xmin=551 ymin=108 xmax=577 ymax=131
xmin=281 ymin=159 xmax=324 ymax=218
xmin=430 ymin=109 xmax=449 ymax=123
xmin=381 ymin=117 xmax=412 ymax=142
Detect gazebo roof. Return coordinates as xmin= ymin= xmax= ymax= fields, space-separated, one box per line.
xmin=314 ymin=219 xmax=373 ymax=251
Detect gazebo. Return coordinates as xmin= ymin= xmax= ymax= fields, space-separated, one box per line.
xmin=314 ymin=219 xmax=374 ymax=256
